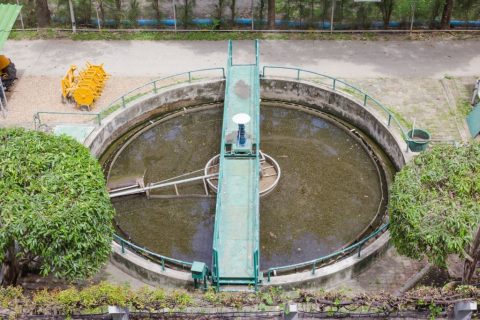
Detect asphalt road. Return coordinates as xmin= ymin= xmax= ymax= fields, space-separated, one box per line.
xmin=5 ymin=39 xmax=480 ymax=79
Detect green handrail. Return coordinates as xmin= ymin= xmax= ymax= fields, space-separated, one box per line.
xmin=253 ymin=39 xmax=261 ymax=287
xmin=261 ymin=66 xmax=408 ymax=140
xmin=113 ymin=234 xmax=193 ymax=270
xmin=34 ymin=111 xmax=101 ymax=130
xmin=266 ymin=223 xmax=389 ymax=282
xmin=211 ymin=45 xmax=232 ymax=284
xmin=100 ymin=67 xmax=226 ymax=119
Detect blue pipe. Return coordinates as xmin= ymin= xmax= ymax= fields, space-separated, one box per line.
xmin=53 ymin=16 xmax=480 ymax=29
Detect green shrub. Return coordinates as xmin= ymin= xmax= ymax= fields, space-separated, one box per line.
xmin=0 ymin=128 xmax=115 ymax=285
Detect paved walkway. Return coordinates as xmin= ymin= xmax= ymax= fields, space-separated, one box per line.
xmin=4 ymin=40 xmax=480 ymax=78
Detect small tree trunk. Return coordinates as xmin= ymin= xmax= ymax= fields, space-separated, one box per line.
xmin=463 ymin=224 xmax=480 ymax=284
xmin=429 ymin=0 xmax=441 ymax=28
xmin=267 ymin=0 xmax=275 ymax=29
xmin=98 ymin=0 xmax=105 ymax=27
xmin=230 ymin=0 xmax=236 ymax=27
xmin=378 ymin=0 xmax=394 ymax=29
xmin=259 ymin=0 xmax=265 ymax=29
xmin=440 ymin=0 xmax=453 ymax=29
xmin=35 ymin=0 xmax=51 ymax=27
xmin=153 ymin=0 xmax=161 ymax=27
xmin=216 ymin=0 xmax=224 ymax=22
xmin=321 ymin=0 xmax=327 ymax=29
xmin=0 ymin=242 xmax=21 ymax=287
xmin=115 ymin=0 xmax=122 ymax=27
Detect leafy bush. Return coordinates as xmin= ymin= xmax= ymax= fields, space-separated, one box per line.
xmin=0 ymin=283 xmax=478 ymax=318
xmin=389 ymin=143 xmax=480 ymax=277
xmin=0 ymin=128 xmax=115 ymax=285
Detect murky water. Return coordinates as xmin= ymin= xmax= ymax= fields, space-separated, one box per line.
xmin=109 ymin=105 xmax=387 ymax=269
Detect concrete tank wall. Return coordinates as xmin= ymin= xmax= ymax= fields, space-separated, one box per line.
xmin=260 ymin=79 xmax=406 ymax=170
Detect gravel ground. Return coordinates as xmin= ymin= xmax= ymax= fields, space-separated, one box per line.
xmin=0 ymin=75 xmax=153 ymax=129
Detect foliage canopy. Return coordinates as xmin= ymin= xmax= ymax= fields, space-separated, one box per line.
xmin=389 ymin=143 xmax=480 ymax=267
xmin=0 ymin=128 xmax=115 ymax=282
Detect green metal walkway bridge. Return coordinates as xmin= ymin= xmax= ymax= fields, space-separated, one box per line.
xmin=212 ymin=40 xmax=261 ymax=290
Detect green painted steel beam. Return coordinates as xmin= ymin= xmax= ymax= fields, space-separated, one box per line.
xmin=0 ymin=4 xmax=22 ymax=51
xmin=213 ymin=40 xmax=261 ymax=289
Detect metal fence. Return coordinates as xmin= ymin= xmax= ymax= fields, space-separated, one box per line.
xmin=114 ymin=234 xmax=193 ymax=271
xmin=266 ymin=223 xmax=389 ymax=282
xmin=6 ymin=0 xmax=480 ymax=33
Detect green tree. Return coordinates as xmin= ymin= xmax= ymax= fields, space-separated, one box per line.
xmin=0 ymin=128 xmax=115 ymax=286
xmin=377 ymin=0 xmax=395 ymax=28
xmin=127 ymin=0 xmax=141 ymax=26
xmin=35 ymin=0 xmax=51 ymax=27
xmin=389 ymin=143 xmax=480 ymax=284
xmin=150 ymin=0 xmax=162 ymax=27
xmin=76 ymin=0 xmax=93 ymax=26
xmin=179 ymin=0 xmax=195 ymax=28
xmin=230 ymin=0 xmax=236 ymax=27
xmin=440 ymin=0 xmax=453 ymax=28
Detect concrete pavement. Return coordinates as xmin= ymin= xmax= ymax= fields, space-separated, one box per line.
xmin=5 ymin=40 xmax=480 ymax=78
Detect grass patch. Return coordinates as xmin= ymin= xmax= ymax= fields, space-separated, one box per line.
xmin=456 ymin=98 xmax=472 ymax=117
xmin=9 ymin=29 xmax=480 ymax=42
xmin=10 ymin=29 xmax=352 ymax=41
xmin=385 ymin=107 xmax=412 ymax=130
xmin=100 ymin=91 xmax=150 ymax=119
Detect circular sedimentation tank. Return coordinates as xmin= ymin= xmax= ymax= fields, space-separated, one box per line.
xmin=105 ymin=103 xmax=392 ymax=270
xmin=89 ymin=72 xmax=406 ymax=287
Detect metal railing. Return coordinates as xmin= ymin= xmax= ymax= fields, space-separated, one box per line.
xmin=266 ymin=223 xmax=389 ymax=282
xmin=34 ymin=111 xmax=102 ymax=130
xmin=211 ymin=44 xmax=232 ymax=285
xmin=261 ymin=66 xmax=409 ymax=141
xmin=100 ymin=67 xmax=226 ymax=119
xmin=253 ymin=39 xmax=261 ymax=289
xmin=113 ymin=234 xmax=193 ymax=271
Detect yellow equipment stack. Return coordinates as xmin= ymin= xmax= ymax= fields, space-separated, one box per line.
xmin=61 ymin=62 xmax=109 ymax=111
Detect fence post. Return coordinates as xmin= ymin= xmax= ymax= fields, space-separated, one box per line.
xmin=387 ymin=114 xmax=392 ymax=127
xmin=161 ymin=259 xmax=165 ymax=271
xmin=121 ymin=96 xmax=126 ymax=108
xmin=188 ymin=72 xmax=192 ymax=83
xmin=267 ymin=271 xmax=271 ymax=282
xmin=333 ymin=79 xmax=336 ymax=91
xmin=312 ymin=262 xmax=316 ymax=275
xmin=284 ymin=304 xmax=298 ymax=320
xmin=222 ymin=68 xmax=226 ymax=79
xmin=153 ymin=81 xmax=158 ymax=94
xmin=364 ymin=95 xmax=368 ymax=106
xmin=296 ymin=69 xmax=300 ymax=80
xmin=357 ymin=244 xmax=363 ymax=257
xmin=108 ymin=306 xmax=129 ymax=320
xmin=454 ymin=301 xmax=477 ymax=320
xmin=121 ymin=240 xmax=125 ymax=254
